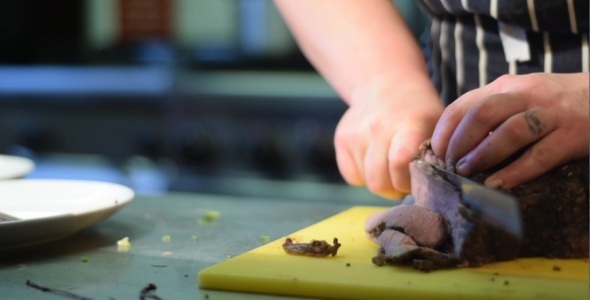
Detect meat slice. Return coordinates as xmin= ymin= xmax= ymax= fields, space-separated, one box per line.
xmin=365 ymin=204 xmax=448 ymax=248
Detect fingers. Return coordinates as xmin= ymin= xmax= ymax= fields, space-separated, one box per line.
xmin=388 ymin=128 xmax=426 ymax=194
xmin=334 ymin=124 xmax=365 ymax=186
xmin=364 ymin=130 xmax=396 ymax=196
xmin=430 ymin=88 xmax=487 ymax=160
xmin=483 ymin=130 xmax=571 ymax=189
xmin=431 ymin=73 xmax=589 ymax=188
xmin=335 ymin=121 xmax=424 ymax=199
xmin=447 ymin=94 xmax=527 ymax=165
xmin=334 ymin=145 xmax=364 ymax=186
xmin=362 ymin=130 xmax=412 ymax=199
xmin=455 ymin=108 xmax=555 ymax=176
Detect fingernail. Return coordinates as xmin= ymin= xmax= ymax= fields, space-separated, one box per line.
xmin=455 ymin=158 xmax=470 ymax=175
xmin=485 ymin=177 xmax=504 ymax=189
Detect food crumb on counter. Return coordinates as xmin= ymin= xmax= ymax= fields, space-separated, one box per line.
xmin=162 ymin=235 xmax=172 ymax=243
xmin=259 ymin=235 xmax=270 ymax=243
xmin=116 ymin=237 xmax=132 ymax=251
xmin=552 ymin=265 xmax=561 ymax=271
xmin=162 ymin=251 xmax=172 ymax=256
xmin=80 ymin=257 xmax=89 ymax=263
xmin=199 ymin=210 xmax=220 ymax=224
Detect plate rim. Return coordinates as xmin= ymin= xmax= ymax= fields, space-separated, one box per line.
xmin=0 ymin=179 xmax=135 ymax=249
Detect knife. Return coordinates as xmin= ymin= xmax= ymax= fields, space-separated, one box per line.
xmin=430 ymin=164 xmax=523 ymax=238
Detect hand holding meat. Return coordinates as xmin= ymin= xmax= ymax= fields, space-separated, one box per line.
xmin=431 ymin=73 xmax=590 ymax=189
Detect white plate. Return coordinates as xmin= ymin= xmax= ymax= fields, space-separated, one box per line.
xmin=0 ymin=179 xmax=134 ymax=249
xmin=0 ymin=155 xmax=35 ymax=179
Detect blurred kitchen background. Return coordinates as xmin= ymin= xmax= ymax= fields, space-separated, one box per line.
xmin=0 ymin=0 xmax=426 ymax=202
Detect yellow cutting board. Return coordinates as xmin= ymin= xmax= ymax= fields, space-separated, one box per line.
xmin=198 ymin=206 xmax=589 ymax=299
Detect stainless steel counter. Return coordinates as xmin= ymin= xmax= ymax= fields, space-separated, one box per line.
xmin=0 ymin=192 xmax=387 ymax=299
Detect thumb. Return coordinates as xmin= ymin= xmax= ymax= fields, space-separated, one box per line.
xmin=388 ymin=126 xmax=432 ymax=194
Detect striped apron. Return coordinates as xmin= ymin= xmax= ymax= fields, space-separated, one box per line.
xmin=414 ymin=0 xmax=589 ymax=104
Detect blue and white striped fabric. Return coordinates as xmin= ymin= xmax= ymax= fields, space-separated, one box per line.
xmin=414 ymin=0 xmax=589 ymax=104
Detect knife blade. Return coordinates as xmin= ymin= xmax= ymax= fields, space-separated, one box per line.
xmin=430 ymin=164 xmax=523 ymax=238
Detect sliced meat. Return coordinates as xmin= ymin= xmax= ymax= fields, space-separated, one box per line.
xmin=366 ymin=204 xmax=448 ymax=248
xmin=409 ymin=159 xmax=521 ymax=266
xmin=372 ymin=245 xmax=459 ymax=271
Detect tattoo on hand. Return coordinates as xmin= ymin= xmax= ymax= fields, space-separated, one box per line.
xmin=525 ymin=110 xmax=544 ymax=135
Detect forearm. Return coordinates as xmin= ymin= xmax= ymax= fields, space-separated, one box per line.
xmin=274 ymin=0 xmax=438 ymax=106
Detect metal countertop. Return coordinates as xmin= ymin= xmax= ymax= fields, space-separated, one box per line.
xmin=0 ymin=191 xmax=387 ymax=299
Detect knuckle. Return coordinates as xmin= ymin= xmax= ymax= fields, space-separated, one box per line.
xmin=468 ymin=101 xmax=495 ymax=125
xmin=334 ymin=126 xmax=355 ymax=148
xmin=441 ymin=101 xmax=462 ymax=121
xmin=493 ymin=73 xmax=543 ymax=93
xmin=368 ymin=118 xmax=386 ymax=135
xmin=492 ymin=74 xmax=515 ymax=91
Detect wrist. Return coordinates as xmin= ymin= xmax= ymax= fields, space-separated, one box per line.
xmin=348 ymin=73 xmax=442 ymax=111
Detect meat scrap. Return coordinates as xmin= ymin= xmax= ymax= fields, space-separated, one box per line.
xmin=282 ymin=237 xmax=341 ymax=257
xmin=367 ymin=140 xmax=589 ymax=270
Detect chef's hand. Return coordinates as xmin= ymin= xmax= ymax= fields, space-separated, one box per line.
xmin=431 ymin=72 xmax=589 ymax=189
xmin=334 ymin=83 xmax=443 ymax=199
